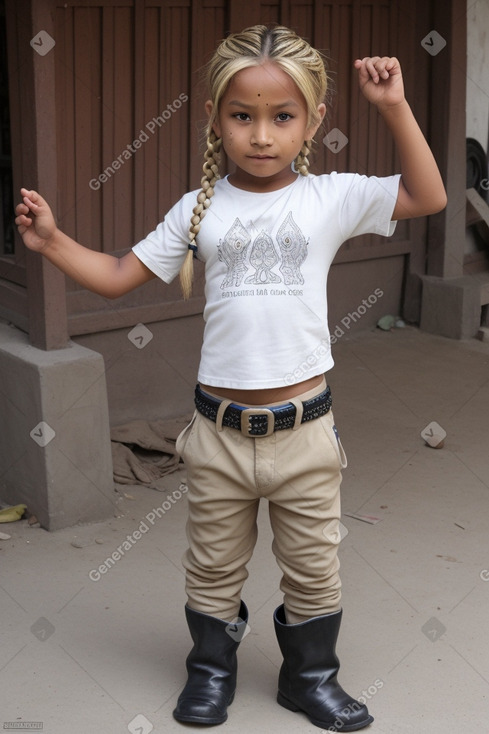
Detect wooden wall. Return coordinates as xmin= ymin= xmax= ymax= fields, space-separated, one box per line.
xmin=3 ymin=0 xmax=436 ymax=342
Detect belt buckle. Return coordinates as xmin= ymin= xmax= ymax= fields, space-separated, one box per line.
xmin=240 ymin=408 xmax=275 ymax=437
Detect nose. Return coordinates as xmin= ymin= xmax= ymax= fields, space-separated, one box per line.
xmin=250 ymin=121 xmax=273 ymax=147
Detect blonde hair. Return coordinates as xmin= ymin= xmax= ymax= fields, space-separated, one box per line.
xmin=180 ymin=24 xmax=329 ymax=299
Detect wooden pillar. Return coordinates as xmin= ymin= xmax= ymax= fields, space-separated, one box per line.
xmin=7 ymin=0 xmax=68 ymax=349
xmin=426 ymin=0 xmax=467 ymax=278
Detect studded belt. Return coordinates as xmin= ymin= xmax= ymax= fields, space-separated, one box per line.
xmin=194 ymin=383 xmax=332 ymax=437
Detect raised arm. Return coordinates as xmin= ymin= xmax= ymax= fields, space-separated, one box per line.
xmin=354 ymin=56 xmax=447 ymax=220
xmin=15 ymin=189 xmax=155 ymax=299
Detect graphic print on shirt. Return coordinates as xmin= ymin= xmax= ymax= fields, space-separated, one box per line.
xmin=277 ymin=212 xmax=308 ymax=285
xmin=245 ymin=230 xmax=281 ymax=284
xmin=218 ymin=212 xmax=308 ymax=289
xmin=217 ymin=218 xmax=251 ymax=288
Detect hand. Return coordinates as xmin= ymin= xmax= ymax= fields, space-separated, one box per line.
xmin=354 ymin=56 xmax=405 ymax=109
xmin=15 ymin=188 xmax=57 ymax=252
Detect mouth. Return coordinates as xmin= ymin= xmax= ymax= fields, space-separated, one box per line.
xmin=248 ymin=154 xmax=275 ymax=160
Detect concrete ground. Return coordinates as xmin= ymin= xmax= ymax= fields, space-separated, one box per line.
xmin=1 ymin=326 xmax=488 ymax=734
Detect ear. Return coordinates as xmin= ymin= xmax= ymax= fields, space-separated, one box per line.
xmin=205 ymin=99 xmax=221 ymax=138
xmin=306 ymin=102 xmax=327 ymax=139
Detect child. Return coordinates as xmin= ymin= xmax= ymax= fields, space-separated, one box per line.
xmin=16 ymin=24 xmax=446 ymax=731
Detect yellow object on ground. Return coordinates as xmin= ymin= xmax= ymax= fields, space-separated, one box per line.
xmin=0 ymin=504 xmax=27 ymax=523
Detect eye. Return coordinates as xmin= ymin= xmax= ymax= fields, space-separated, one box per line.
xmin=234 ymin=113 xmax=251 ymax=122
xmin=276 ymin=113 xmax=293 ymax=122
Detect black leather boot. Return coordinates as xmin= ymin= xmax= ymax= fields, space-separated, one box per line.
xmin=273 ymin=605 xmax=373 ymax=731
xmin=173 ymin=601 xmax=248 ymax=725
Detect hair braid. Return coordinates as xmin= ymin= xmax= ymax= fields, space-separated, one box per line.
xmin=294 ymin=139 xmax=312 ymax=176
xmin=180 ymin=132 xmax=222 ymax=299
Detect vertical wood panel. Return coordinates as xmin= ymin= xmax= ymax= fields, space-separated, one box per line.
xmin=113 ymin=7 xmax=134 ymax=245
xmin=139 ymin=4 xmax=159 ymax=234
xmin=74 ymin=8 xmax=101 ymax=250
xmin=160 ymin=3 xmax=190 ymax=210
xmin=229 ymin=0 xmax=261 ymax=31
xmin=189 ymin=0 xmax=227 ymax=190
xmin=133 ymin=0 xmax=146 ymax=234
xmin=55 ymin=5 xmax=77 ymax=240
xmin=288 ymin=0 xmax=314 ymax=37
xmin=259 ymin=0 xmax=280 ymax=26
xmin=101 ymin=5 xmax=114 ymax=252
xmin=315 ymin=3 xmax=354 ymax=178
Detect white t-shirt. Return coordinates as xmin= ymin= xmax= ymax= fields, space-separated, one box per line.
xmin=132 ymin=172 xmax=401 ymax=389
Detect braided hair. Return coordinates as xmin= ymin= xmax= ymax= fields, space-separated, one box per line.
xmin=180 ymin=25 xmax=328 ymax=299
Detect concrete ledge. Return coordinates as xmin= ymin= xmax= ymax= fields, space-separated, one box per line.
xmin=0 ymin=323 xmax=114 ymax=530
xmin=420 ymin=275 xmax=482 ymax=339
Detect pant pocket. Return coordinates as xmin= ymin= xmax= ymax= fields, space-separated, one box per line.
xmin=175 ymin=410 xmax=197 ymax=459
xmin=320 ymin=412 xmax=348 ymax=469
xmin=331 ymin=423 xmax=348 ymax=469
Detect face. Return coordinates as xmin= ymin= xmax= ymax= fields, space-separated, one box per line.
xmin=207 ymin=62 xmax=325 ymax=192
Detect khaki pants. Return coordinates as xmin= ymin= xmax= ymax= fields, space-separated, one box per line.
xmin=175 ymin=379 xmax=347 ymax=624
